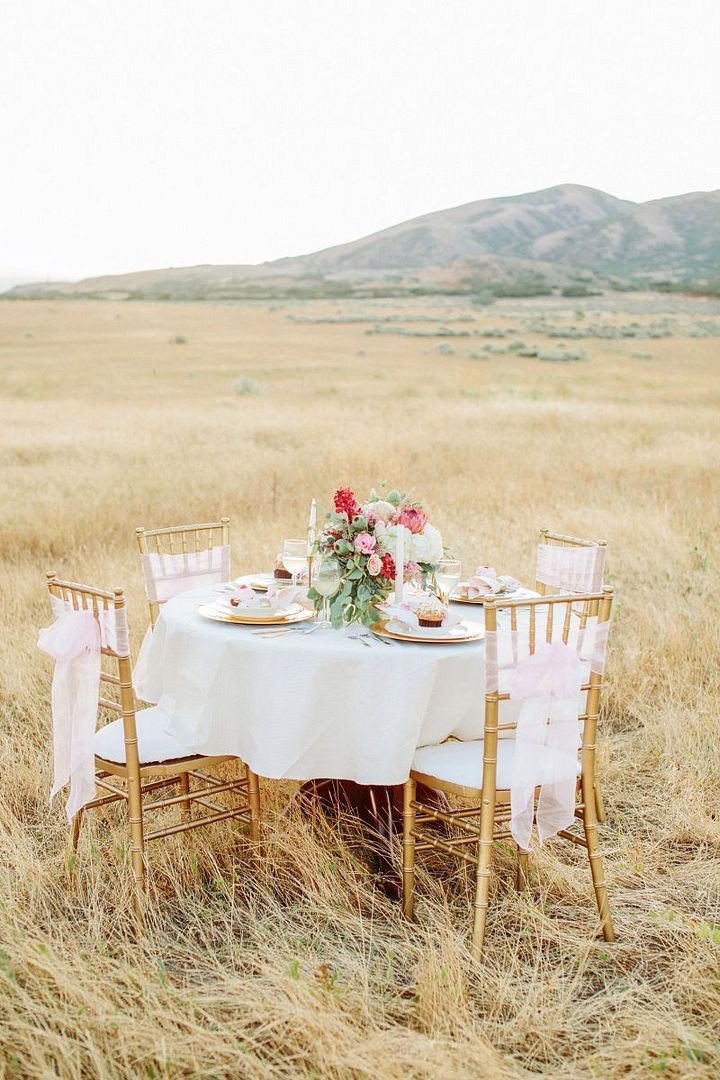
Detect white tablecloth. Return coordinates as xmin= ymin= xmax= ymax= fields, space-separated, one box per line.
xmin=138 ymin=584 xmax=493 ymax=785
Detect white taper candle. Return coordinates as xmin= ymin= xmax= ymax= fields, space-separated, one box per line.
xmin=307 ymin=498 xmax=317 ymax=554
xmin=395 ymin=526 xmax=405 ymax=603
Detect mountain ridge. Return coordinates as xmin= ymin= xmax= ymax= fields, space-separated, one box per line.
xmin=7 ymin=183 xmax=720 ymax=299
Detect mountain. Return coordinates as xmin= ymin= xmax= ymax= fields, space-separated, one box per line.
xmin=6 ymin=184 xmax=720 ymax=300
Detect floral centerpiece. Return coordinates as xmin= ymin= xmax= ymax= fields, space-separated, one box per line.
xmin=308 ymin=486 xmax=444 ymax=627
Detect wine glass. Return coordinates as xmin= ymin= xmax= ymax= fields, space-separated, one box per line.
xmin=314 ymin=555 xmax=341 ymax=628
xmin=282 ymin=539 xmax=308 ymax=587
xmin=435 ymin=558 xmax=461 ymax=604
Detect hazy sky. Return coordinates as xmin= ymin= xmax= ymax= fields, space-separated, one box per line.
xmin=2 ymin=0 xmax=719 ymax=285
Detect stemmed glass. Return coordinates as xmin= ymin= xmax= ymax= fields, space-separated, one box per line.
xmin=282 ymin=539 xmax=308 ymax=587
xmin=313 ymin=555 xmax=341 ymax=628
xmin=435 ymin=558 xmax=462 ymax=604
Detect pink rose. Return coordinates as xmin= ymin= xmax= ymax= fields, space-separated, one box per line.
xmin=355 ymin=531 xmax=377 ymax=554
xmin=395 ymin=506 xmax=428 ymax=535
xmin=367 ymin=553 xmax=382 ymax=576
xmin=404 ymin=560 xmax=422 ymax=582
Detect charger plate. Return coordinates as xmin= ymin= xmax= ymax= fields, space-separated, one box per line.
xmin=451 ymin=583 xmax=529 ymax=604
xmin=371 ymin=619 xmax=484 ymax=644
xmin=238 ymin=573 xmax=308 ymax=592
xmin=198 ymin=602 xmax=314 ymax=626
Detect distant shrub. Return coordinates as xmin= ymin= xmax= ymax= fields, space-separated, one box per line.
xmin=538 ymin=348 xmax=587 ymax=362
xmin=491 ymin=283 xmax=554 ymax=298
xmin=234 ymin=376 xmax=265 ymax=396
xmin=171 ymin=335 xmax=186 ymax=344
xmin=561 ymin=285 xmax=601 ymax=298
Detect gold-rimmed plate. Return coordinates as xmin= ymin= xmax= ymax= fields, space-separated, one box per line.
xmin=198 ymin=603 xmax=314 ymax=627
xmin=371 ymin=619 xmax=484 ymax=644
xmin=236 ymin=573 xmax=303 ymax=592
xmin=451 ymin=583 xmax=531 ymax=604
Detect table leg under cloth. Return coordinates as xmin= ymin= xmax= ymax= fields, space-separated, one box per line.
xmin=296 ymin=779 xmax=446 ymax=901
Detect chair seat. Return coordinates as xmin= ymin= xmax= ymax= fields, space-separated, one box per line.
xmin=95 ymin=706 xmax=196 ymax=765
xmin=412 ymin=738 xmax=581 ymax=791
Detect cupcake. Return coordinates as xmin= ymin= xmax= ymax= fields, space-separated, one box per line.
xmin=415 ymin=598 xmax=446 ymax=628
xmin=273 ymin=555 xmax=292 ymax=580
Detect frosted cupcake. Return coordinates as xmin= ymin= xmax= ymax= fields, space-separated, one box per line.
xmin=415 ymin=597 xmax=446 ymax=628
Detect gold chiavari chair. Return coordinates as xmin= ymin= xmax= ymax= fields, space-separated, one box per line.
xmin=402 ymin=588 xmax=615 ymax=958
xmin=535 ymin=528 xmax=608 ymax=823
xmin=535 ymin=527 xmax=607 ymax=596
xmin=44 ymin=572 xmax=260 ymax=925
xmin=136 ymin=518 xmax=231 ymax=627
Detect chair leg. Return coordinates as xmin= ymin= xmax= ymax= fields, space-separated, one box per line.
xmin=581 ymin=773 xmax=614 ymax=942
xmin=472 ymin=792 xmax=497 ymax=958
xmin=126 ymin=775 xmax=146 ymax=928
xmin=594 ymin=779 xmax=607 ymax=824
xmin=179 ymin=772 xmax=192 ymax=824
xmin=247 ymin=766 xmax=261 ymax=842
xmin=515 ymin=845 xmax=530 ymax=891
xmin=71 ymin=808 xmax=84 ymax=854
xmin=401 ymin=778 xmax=417 ymax=919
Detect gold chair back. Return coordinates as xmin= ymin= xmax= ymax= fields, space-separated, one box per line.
xmin=535 ymin=527 xmax=607 ymax=596
xmin=135 ymin=518 xmax=230 ymax=626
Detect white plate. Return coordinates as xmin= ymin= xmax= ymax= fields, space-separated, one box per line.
xmin=213 ymin=599 xmax=304 ymax=621
xmin=381 ymin=619 xmax=484 ymax=643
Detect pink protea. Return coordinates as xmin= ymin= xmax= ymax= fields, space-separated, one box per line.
xmin=395 ymin=506 xmax=428 ymax=535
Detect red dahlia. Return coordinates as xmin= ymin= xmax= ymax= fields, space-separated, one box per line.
xmin=380 ymin=552 xmax=396 ymax=580
xmin=333 ymin=487 xmax=360 ymax=520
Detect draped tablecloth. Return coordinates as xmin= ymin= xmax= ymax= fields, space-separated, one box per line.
xmin=138 ymin=585 xmax=490 ymax=784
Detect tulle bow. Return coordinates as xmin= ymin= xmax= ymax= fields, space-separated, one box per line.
xmin=38 ymin=609 xmax=102 ymax=821
xmin=505 ymin=640 xmax=586 ymax=849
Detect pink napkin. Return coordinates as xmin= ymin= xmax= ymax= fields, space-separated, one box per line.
xmin=226 ymin=585 xmax=263 ymax=609
xmin=467 ymin=566 xmax=520 ymax=598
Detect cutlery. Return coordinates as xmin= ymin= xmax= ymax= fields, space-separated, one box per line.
xmin=348 ymin=633 xmax=373 ymax=648
xmin=251 ymin=625 xmax=317 ymax=637
xmin=369 ymin=630 xmax=395 ymax=646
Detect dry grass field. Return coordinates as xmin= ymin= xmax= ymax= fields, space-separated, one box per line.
xmin=0 ymin=296 xmax=719 ymax=1079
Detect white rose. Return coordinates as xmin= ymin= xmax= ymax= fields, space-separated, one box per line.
xmin=362 ymin=499 xmax=397 ymax=524
xmin=410 ymin=523 xmax=444 ymax=565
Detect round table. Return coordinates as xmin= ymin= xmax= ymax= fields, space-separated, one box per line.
xmin=137 ymin=583 xmax=490 ymax=895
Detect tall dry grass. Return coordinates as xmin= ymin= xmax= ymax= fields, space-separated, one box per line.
xmin=0 ymin=298 xmax=719 ymax=1078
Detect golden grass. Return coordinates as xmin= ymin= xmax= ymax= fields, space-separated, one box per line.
xmin=1 ymin=297 xmax=719 ymax=1078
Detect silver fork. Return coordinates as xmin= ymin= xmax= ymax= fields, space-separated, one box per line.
xmin=348 ymin=633 xmax=373 ymax=648
xmin=252 ymin=625 xmax=318 ymax=637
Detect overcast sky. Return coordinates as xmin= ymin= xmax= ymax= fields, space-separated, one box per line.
xmin=2 ymin=0 xmax=718 ymax=285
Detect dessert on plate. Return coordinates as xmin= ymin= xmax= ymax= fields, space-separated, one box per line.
xmin=415 ymin=597 xmax=446 ymax=628
xmin=273 ymin=555 xmax=293 ymax=580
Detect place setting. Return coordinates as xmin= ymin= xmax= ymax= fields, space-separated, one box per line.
xmin=202 ymin=488 xmax=533 ymax=647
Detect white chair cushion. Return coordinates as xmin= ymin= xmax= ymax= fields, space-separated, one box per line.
xmin=412 ymin=738 xmax=580 ymax=790
xmin=95 ymin=706 xmax=195 ymax=765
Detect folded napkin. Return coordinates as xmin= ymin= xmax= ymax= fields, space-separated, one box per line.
xmin=380 ymin=595 xmax=461 ymax=630
xmin=265 ymin=582 xmax=308 ymax=609
xmin=467 ymin=566 xmax=521 ymax=599
xmin=227 ymin=585 xmax=264 ymax=609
